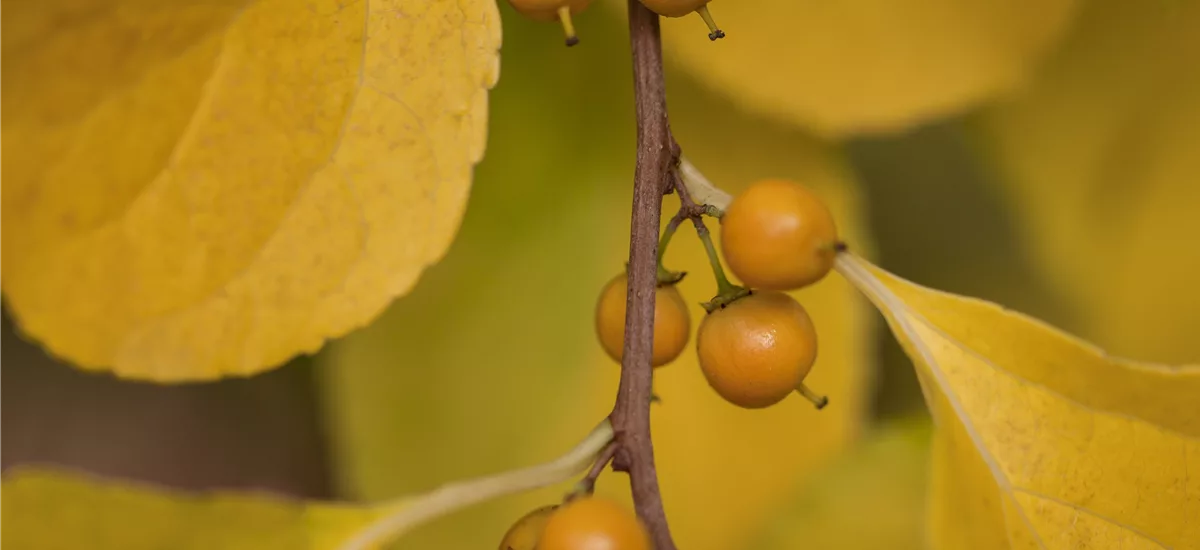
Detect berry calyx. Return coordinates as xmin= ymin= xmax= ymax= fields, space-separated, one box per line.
xmin=507 ymin=0 xmax=593 ymax=46
xmin=498 ymin=505 xmax=558 ymax=550
xmin=696 ymin=290 xmax=825 ymax=409
xmin=595 ymin=272 xmax=691 ymax=367
xmin=537 ymin=496 xmax=651 ymax=550
xmin=719 ymin=178 xmax=840 ymax=291
xmin=638 ymin=0 xmax=724 ymax=40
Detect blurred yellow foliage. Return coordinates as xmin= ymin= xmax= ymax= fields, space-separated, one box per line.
xmin=974 ymin=0 xmax=1200 ymax=364
xmin=752 ymin=415 xmax=932 ymax=550
xmin=839 ymin=255 xmax=1200 ymax=549
xmin=0 ymin=467 xmax=389 ymax=549
xmin=649 ymin=0 xmax=1079 ymax=137
xmin=0 ymin=0 xmax=500 ymax=381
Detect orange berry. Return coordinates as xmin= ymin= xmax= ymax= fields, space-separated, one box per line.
xmin=498 ymin=505 xmax=558 ymax=550
xmin=537 ymin=497 xmax=651 ymax=550
xmin=720 ymin=178 xmax=839 ymax=291
xmin=638 ymin=0 xmax=724 ymax=40
xmin=639 ymin=0 xmax=707 ymax=17
xmin=595 ymin=273 xmax=691 ymax=367
xmin=696 ymin=290 xmax=817 ymax=408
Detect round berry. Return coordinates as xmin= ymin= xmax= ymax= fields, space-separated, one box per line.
xmin=638 ymin=0 xmax=724 ymax=40
xmin=639 ymin=0 xmax=708 ymax=17
xmin=498 ymin=505 xmax=558 ymax=550
xmin=696 ymin=291 xmax=818 ymax=408
xmin=537 ymin=497 xmax=651 ymax=550
xmin=507 ymin=0 xmax=591 ymax=21
xmin=720 ymin=178 xmax=839 ymax=291
xmin=595 ymin=273 xmax=691 ymax=367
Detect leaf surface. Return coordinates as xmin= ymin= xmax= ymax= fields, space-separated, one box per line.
xmin=0 ymin=468 xmax=389 ymax=549
xmin=0 ymin=0 xmax=501 ymax=381
xmin=838 ymin=255 xmax=1200 ymax=549
xmin=648 ymin=0 xmax=1078 ymax=137
xmin=972 ymin=0 xmax=1200 ymax=365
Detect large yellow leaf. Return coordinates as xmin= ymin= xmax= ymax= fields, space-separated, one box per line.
xmin=971 ymin=0 xmax=1200 ymax=365
xmin=317 ymin=6 xmax=874 ymax=549
xmin=0 ymin=0 xmax=501 ymax=381
xmin=1 ymin=468 xmax=388 ymax=549
xmin=836 ymin=253 xmax=1200 ymax=549
xmin=751 ymin=415 xmax=932 ymax=550
xmin=646 ymin=0 xmax=1079 ymax=137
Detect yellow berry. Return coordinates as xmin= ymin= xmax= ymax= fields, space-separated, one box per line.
xmin=507 ymin=0 xmax=593 ymax=46
xmin=696 ymin=290 xmax=817 ymax=408
xmin=638 ymin=0 xmax=724 ymax=40
xmin=720 ymin=178 xmax=839 ymax=291
xmin=499 ymin=505 xmax=558 ymax=550
xmin=595 ymin=273 xmax=691 ymax=367
xmin=537 ymin=497 xmax=651 ymax=550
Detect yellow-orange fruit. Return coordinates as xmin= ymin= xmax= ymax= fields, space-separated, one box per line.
xmin=696 ymin=290 xmax=818 ymax=408
xmin=720 ymin=178 xmax=839 ymax=291
xmin=639 ymin=0 xmax=709 ymax=17
xmin=595 ymin=273 xmax=691 ymax=367
xmin=507 ymin=0 xmax=592 ymax=21
xmin=498 ymin=505 xmax=558 ymax=550
xmin=537 ymin=497 xmax=651 ymax=550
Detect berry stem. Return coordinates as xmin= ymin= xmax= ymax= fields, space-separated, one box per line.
xmin=696 ymin=223 xmax=734 ymax=295
xmin=656 ymin=215 xmax=685 ymax=284
xmin=565 ymin=441 xmax=619 ymax=502
xmin=796 ymin=382 xmax=830 ymax=410
xmin=558 ymin=6 xmax=580 ymax=47
xmin=696 ymin=6 xmax=725 ymax=40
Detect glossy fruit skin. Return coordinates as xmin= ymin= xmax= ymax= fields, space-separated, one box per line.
xmin=507 ymin=0 xmax=593 ymax=22
xmin=639 ymin=0 xmax=710 ymax=17
xmin=720 ymin=178 xmax=839 ymax=291
xmin=537 ymin=497 xmax=651 ymax=550
xmin=595 ymin=273 xmax=691 ymax=367
xmin=499 ymin=505 xmax=558 ymax=550
xmin=696 ymin=291 xmax=817 ymax=408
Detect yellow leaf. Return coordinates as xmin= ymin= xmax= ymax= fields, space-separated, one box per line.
xmin=752 ymin=415 xmax=932 ymax=550
xmin=0 ymin=0 xmax=501 ymax=381
xmin=318 ymin=8 xmax=875 ymax=549
xmin=0 ymin=422 xmax=613 ymax=550
xmin=836 ymin=253 xmax=1200 ymax=549
xmin=0 ymin=468 xmax=387 ymax=549
xmin=645 ymin=0 xmax=1079 ymax=137
xmin=971 ymin=0 xmax=1200 ymax=365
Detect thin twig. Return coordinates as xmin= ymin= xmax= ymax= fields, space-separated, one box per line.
xmin=337 ymin=420 xmax=614 ymax=550
xmin=565 ymin=441 xmax=619 ymax=502
xmin=608 ymin=1 xmax=679 ymax=548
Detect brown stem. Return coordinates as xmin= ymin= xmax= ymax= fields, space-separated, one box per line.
xmin=607 ymin=1 xmax=678 ymax=549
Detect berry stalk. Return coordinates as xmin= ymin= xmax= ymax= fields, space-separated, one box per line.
xmin=608 ymin=2 xmax=679 ymax=549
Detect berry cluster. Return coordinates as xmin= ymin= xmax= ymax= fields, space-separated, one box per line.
xmin=497 ymin=178 xmax=840 ymax=549
xmin=596 ymin=178 xmax=840 ymax=410
xmin=507 ymin=0 xmax=724 ymax=47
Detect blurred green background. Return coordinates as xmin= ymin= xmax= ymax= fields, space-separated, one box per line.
xmin=3 ymin=0 xmax=1197 ymax=548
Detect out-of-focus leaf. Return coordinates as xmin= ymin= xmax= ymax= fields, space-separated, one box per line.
xmin=837 ymin=254 xmax=1200 ymax=550
xmin=0 ymin=468 xmax=388 ymax=549
xmin=753 ymin=415 xmax=932 ymax=550
xmin=0 ymin=0 xmax=500 ymax=381
xmin=972 ymin=0 xmax=1200 ymax=364
xmin=318 ymin=7 xmax=875 ymax=550
xmin=644 ymin=0 xmax=1079 ymax=137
